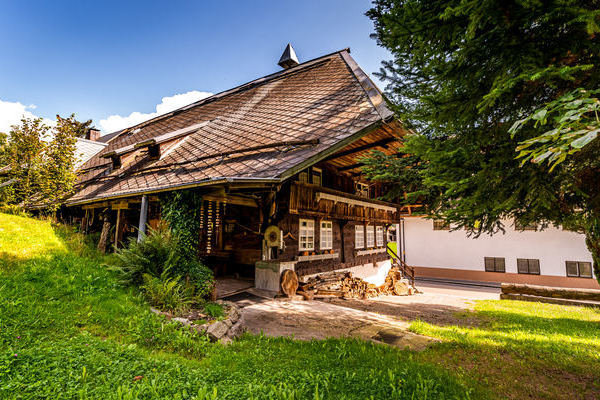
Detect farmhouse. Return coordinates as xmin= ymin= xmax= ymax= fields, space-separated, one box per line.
xmin=67 ymin=45 xmax=414 ymax=291
xmin=67 ymin=45 xmax=597 ymax=291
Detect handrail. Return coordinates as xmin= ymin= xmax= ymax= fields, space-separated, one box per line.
xmin=387 ymin=246 xmax=415 ymax=286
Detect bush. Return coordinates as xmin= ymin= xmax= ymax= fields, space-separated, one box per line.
xmin=111 ymin=223 xmax=179 ymax=285
xmin=0 ymin=203 xmax=29 ymax=217
xmin=141 ymin=270 xmax=194 ymax=312
xmin=203 ymin=302 xmax=225 ymax=319
xmin=110 ymin=223 xmax=214 ymax=311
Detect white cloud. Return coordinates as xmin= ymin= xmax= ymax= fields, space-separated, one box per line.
xmin=0 ymin=99 xmax=54 ymax=134
xmin=99 ymin=90 xmax=213 ymax=133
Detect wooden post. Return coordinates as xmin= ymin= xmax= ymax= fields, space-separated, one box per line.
xmin=97 ymin=209 xmax=111 ymax=253
xmin=137 ymin=195 xmax=148 ymax=242
xmin=114 ymin=209 xmax=121 ymax=249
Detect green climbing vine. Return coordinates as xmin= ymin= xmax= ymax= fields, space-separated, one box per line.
xmin=161 ymin=189 xmax=203 ymax=260
xmin=160 ymin=189 xmax=214 ymax=297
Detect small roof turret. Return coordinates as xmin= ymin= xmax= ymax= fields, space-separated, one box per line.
xmin=278 ymin=43 xmax=299 ymax=69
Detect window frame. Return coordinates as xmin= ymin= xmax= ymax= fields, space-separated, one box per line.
xmin=356 ymin=182 xmax=370 ymax=198
xmin=484 ymin=257 xmax=506 ymax=273
xmin=566 ymin=261 xmax=593 ymax=278
xmin=320 ymin=220 xmax=333 ymax=250
xmin=366 ymin=225 xmax=375 ymax=248
xmin=355 ymin=225 xmax=365 ymax=249
xmin=517 ymin=258 xmax=541 ymax=275
xmin=433 ymin=219 xmax=450 ymax=231
xmin=298 ymin=171 xmax=309 ymax=183
xmin=376 ymin=226 xmax=384 ymax=247
xmin=299 ymin=219 xmax=315 ymax=251
xmin=311 ymin=167 xmax=322 ymax=186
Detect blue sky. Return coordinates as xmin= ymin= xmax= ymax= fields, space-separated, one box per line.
xmin=0 ymin=1 xmax=390 ymax=133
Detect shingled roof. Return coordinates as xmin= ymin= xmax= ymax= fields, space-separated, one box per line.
xmin=68 ymin=49 xmax=396 ymax=205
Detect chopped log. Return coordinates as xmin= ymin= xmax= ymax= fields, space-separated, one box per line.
xmin=501 ymin=283 xmax=600 ymax=301
xmin=280 ymin=269 xmax=299 ymax=298
xmin=297 ymin=290 xmax=315 ymax=301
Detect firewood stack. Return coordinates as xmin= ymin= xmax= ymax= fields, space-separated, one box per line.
xmin=297 ymin=267 xmax=415 ymax=301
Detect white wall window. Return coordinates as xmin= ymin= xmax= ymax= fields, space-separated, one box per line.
xmin=299 ymin=219 xmax=315 ymax=251
xmin=355 ymin=225 xmax=364 ymax=249
xmin=376 ymin=226 xmax=384 ymax=247
xmin=433 ymin=219 xmax=450 ymax=231
xmin=320 ymin=220 xmax=333 ymax=250
xmin=366 ymin=225 xmax=375 ymax=248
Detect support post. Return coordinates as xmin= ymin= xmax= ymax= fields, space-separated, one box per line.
xmin=137 ymin=194 xmax=148 ymax=242
xmin=114 ymin=208 xmax=121 ymax=249
xmin=97 ymin=209 xmax=111 ymax=253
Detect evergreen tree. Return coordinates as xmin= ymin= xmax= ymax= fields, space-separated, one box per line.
xmin=366 ymin=1 xmax=600 ymax=281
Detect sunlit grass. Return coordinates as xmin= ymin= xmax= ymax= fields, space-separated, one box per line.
xmin=0 ymin=213 xmax=66 ymax=262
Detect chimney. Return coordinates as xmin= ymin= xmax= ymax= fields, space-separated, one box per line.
xmin=87 ymin=128 xmax=101 ymax=141
xmin=278 ymin=43 xmax=299 ymax=69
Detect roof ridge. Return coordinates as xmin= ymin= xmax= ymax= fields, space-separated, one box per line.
xmin=105 ymin=48 xmax=352 ymax=138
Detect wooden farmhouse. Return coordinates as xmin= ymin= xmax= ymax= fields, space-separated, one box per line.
xmin=67 ymin=45 xmax=415 ymax=291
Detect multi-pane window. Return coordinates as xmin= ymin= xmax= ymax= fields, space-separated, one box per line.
xmin=320 ymin=220 xmax=333 ymax=250
xmin=356 ymin=182 xmax=369 ymax=198
xmin=355 ymin=225 xmax=364 ymax=249
xmin=515 ymin=220 xmax=537 ymax=231
xmin=298 ymin=171 xmax=309 ymax=183
xmin=433 ymin=219 xmax=450 ymax=231
xmin=299 ymin=219 xmax=314 ymax=251
xmin=312 ymin=168 xmax=322 ymax=186
xmin=366 ymin=225 xmax=375 ymax=248
xmin=566 ymin=261 xmax=593 ymax=278
xmin=376 ymin=226 xmax=384 ymax=247
xmin=517 ymin=258 xmax=541 ymax=275
xmin=484 ymin=257 xmax=506 ymax=273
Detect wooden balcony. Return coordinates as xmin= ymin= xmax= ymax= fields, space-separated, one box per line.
xmin=289 ymin=182 xmax=400 ymax=224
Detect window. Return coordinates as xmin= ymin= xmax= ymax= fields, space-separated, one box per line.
xmin=433 ymin=220 xmax=450 ymax=231
xmin=355 ymin=225 xmax=364 ymax=249
xmin=566 ymin=261 xmax=593 ymax=278
xmin=517 ymin=258 xmax=541 ymax=275
xmin=356 ymin=182 xmax=369 ymax=198
xmin=311 ymin=168 xmax=322 ymax=186
xmin=484 ymin=257 xmax=506 ymax=273
xmin=298 ymin=171 xmax=309 ymax=183
xmin=299 ymin=219 xmax=314 ymax=251
xmin=366 ymin=225 xmax=375 ymax=248
xmin=515 ymin=220 xmax=537 ymax=231
xmin=320 ymin=220 xmax=333 ymax=250
xmin=376 ymin=226 xmax=384 ymax=247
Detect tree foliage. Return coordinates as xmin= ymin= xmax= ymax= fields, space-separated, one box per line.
xmin=366 ymin=1 xmax=600 ymax=280
xmin=1 ymin=114 xmax=82 ymax=210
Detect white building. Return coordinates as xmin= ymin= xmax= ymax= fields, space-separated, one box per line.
xmin=402 ymin=217 xmax=599 ymax=289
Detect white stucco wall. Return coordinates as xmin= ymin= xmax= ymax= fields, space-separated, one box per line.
xmin=403 ymin=217 xmax=594 ymax=278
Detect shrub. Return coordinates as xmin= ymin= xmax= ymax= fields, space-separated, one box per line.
xmin=0 ymin=203 xmax=29 ymax=217
xmin=110 ymin=223 xmax=215 ymax=310
xmin=141 ymin=270 xmax=194 ymax=312
xmin=111 ymin=223 xmax=179 ymax=285
xmin=203 ymin=302 xmax=225 ymax=319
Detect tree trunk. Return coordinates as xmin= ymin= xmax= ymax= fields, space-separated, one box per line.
xmin=585 ymin=230 xmax=600 ymax=285
xmin=97 ymin=211 xmax=111 ymax=253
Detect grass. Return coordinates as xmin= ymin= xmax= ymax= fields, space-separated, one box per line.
xmin=2 ymin=213 xmax=599 ymax=399
xmin=410 ymin=301 xmax=600 ymax=399
xmin=0 ymin=213 xmax=470 ymax=399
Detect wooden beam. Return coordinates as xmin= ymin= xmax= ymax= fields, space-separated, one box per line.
xmin=338 ymin=163 xmax=362 ymax=172
xmin=322 ymin=137 xmax=396 ymax=162
xmin=193 ymin=139 xmax=319 ymax=163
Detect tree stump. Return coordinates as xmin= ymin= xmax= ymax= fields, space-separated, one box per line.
xmin=97 ymin=211 xmax=111 ymax=253
xmin=280 ymin=269 xmax=299 ymax=298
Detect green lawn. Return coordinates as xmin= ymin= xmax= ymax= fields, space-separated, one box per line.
xmin=0 ymin=213 xmax=598 ymax=399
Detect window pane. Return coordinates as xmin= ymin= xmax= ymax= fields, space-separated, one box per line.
xmin=495 ymin=258 xmax=506 ymax=272
xmin=579 ymin=262 xmax=592 ymax=278
xmin=517 ymin=259 xmax=529 ymax=274
xmin=484 ymin=257 xmax=495 ymax=272
xmin=566 ymin=261 xmax=578 ymax=277
xmin=529 ymin=259 xmax=540 ymax=275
